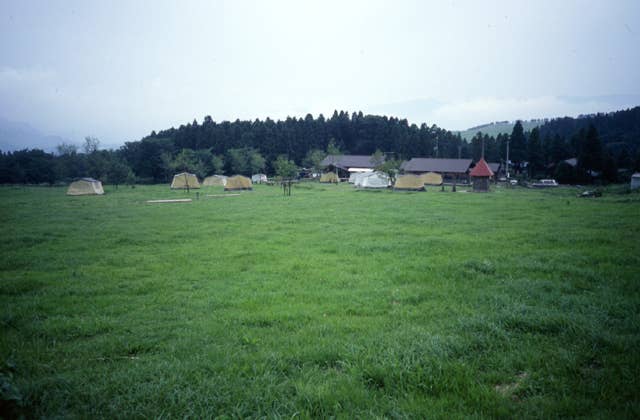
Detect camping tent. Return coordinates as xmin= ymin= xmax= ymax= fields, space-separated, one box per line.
xmin=356 ymin=172 xmax=390 ymax=189
xmin=348 ymin=169 xmax=373 ymax=183
xmin=251 ymin=174 xmax=268 ymax=184
xmin=171 ymin=172 xmax=200 ymax=189
xmin=67 ymin=178 xmax=104 ymax=195
xmin=394 ymin=174 xmax=425 ymax=191
xmin=225 ymin=175 xmax=253 ymax=191
xmin=420 ymin=172 xmax=443 ymax=186
xmin=202 ymin=175 xmax=227 ymax=186
xmin=320 ymin=172 xmax=339 ymax=183
xmin=350 ymin=172 xmax=369 ymax=185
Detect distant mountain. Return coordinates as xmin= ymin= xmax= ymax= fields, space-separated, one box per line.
xmin=456 ymin=120 xmax=544 ymax=140
xmin=0 ymin=117 xmax=71 ymax=153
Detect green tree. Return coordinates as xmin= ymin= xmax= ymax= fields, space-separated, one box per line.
xmin=326 ymin=138 xmax=341 ymax=155
xmin=549 ymin=134 xmax=569 ymax=163
xmin=527 ymin=127 xmax=544 ymax=178
xmin=211 ymin=154 xmax=224 ymax=174
xmin=248 ymin=149 xmax=266 ymax=174
xmin=273 ymin=155 xmax=298 ymax=179
xmin=553 ymin=161 xmax=576 ymax=184
xmin=634 ymin=149 xmax=640 ymax=172
xmin=172 ymin=149 xmax=207 ymax=178
xmin=87 ymin=150 xmax=110 ymax=180
xmin=107 ymin=160 xmax=131 ymax=189
xmin=601 ymin=152 xmax=617 ymax=183
xmin=370 ymin=149 xmax=385 ymax=167
xmin=160 ymin=152 xmax=174 ymax=181
xmin=303 ymin=149 xmax=326 ymax=175
xmin=375 ymin=158 xmax=402 ymax=185
xmin=578 ymin=124 xmax=603 ymax=175
xmin=125 ymin=169 xmax=136 ymax=187
xmin=55 ymin=142 xmax=84 ymax=180
xmin=470 ymin=132 xmax=484 ymax=161
xmin=56 ymin=142 xmax=78 ymax=156
xmin=226 ymin=147 xmax=263 ymax=175
xmin=227 ymin=148 xmax=249 ymax=175
xmin=509 ymin=121 xmax=527 ymax=164
xmin=83 ymin=136 xmax=100 ymax=154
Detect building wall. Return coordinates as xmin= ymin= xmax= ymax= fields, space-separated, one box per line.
xmin=473 ymin=177 xmax=490 ymax=192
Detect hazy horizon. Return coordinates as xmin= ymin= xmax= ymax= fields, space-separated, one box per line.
xmin=2 ymin=0 xmax=639 ymax=149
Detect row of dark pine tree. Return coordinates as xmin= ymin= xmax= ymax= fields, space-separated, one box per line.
xmin=1 ymin=107 xmax=639 ymax=185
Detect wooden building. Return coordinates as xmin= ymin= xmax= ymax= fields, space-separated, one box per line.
xmin=469 ymin=158 xmax=494 ymax=192
xmin=320 ymin=155 xmax=384 ymax=179
xmin=400 ymin=158 xmax=473 ymax=183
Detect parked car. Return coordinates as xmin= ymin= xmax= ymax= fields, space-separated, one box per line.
xmin=531 ymin=179 xmax=558 ymax=188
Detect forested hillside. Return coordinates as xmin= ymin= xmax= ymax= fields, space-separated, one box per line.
xmin=124 ymin=111 xmax=463 ymax=182
xmin=457 ymin=120 xmax=543 ymax=141
xmin=1 ymin=107 xmax=639 ymax=185
xmin=539 ymin=107 xmax=640 ymax=152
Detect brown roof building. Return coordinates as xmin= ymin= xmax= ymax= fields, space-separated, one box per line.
xmin=487 ymin=162 xmax=501 ymax=175
xmin=320 ymin=155 xmax=385 ymax=178
xmin=401 ymin=158 xmax=473 ymax=175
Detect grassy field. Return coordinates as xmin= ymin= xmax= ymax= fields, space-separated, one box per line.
xmin=1 ymin=182 xmax=639 ymax=418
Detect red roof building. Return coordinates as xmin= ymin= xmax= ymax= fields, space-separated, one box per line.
xmin=470 ymin=158 xmax=494 ymax=192
xmin=470 ymin=158 xmax=494 ymax=177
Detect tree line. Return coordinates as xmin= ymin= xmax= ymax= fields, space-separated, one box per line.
xmin=1 ymin=107 xmax=640 ymax=185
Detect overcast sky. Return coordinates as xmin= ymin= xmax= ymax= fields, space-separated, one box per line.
xmin=1 ymin=0 xmax=639 ymax=148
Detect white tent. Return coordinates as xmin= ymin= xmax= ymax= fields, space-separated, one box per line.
xmin=631 ymin=173 xmax=640 ymax=190
xmin=356 ymin=171 xmax=390 ymax=189
xmin=251 ymin=174 xmax=268 ymax=184
xmin=348 ymin=168 xmax=373 ymax=183
xmin=349 ymin=172 xmax=369 ymax=185
xmin=202 ymin=175 xmax=227 ymax=186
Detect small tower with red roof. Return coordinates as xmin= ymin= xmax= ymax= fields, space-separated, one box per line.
xmin=470 ymin=158 xmax=494 ymax=192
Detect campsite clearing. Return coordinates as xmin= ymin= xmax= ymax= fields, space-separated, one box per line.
xmin=1 ymin=183 xmax=639 ymax=418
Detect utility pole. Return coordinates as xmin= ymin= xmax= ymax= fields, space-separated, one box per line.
xmin=505 ymin=139 xmax=510 ymax=179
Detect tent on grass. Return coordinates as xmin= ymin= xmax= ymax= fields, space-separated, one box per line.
xmin=66 ymin=178 xmax=104 ymax=195
xmin=631 ymin=173 xmax=640 ymax=190
xmin=394 ymin=174 xmax=425 ymax=191
xmin=320 ymin=172 xmax=339 ymax=183
xmin=350 ymin=172 xmax=369 ymax=185
xmin=420 ymin=172 xmax=443 ymax=186
xmin=251 ymin=173 xmax=268 ymax=184
xmin=202 ymin=175 xmax=227 ymax=186
xmin=225 ymin=175 xmax=253 ymax=191
xmin=356 ymin=172 xmax=391 ymax=189
xmin=171 ymin=172 xmax=200 ymax=189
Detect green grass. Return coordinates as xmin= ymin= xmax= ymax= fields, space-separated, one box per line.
xmin=1 ymin=183 xmax=639 ymax=418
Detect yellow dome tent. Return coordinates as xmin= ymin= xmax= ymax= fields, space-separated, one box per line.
xmin=394 ymin=174 xmax=425 ymax=191
xmin=66 ymin=178 xmax=104 ymax=195
xmin=320 ymin=172 xmax=339 ymax=183
xmin=171 ymin=172 xmax=200 ymax=189
xmin=420 ymin=172 xmax=443 ymax=186
xmin=225 ymin=175 xmax=253 ymax=191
